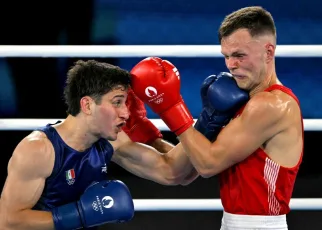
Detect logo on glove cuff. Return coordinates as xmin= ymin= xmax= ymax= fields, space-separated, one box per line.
xmin=145 ymin=86 xmax=157 ymax=97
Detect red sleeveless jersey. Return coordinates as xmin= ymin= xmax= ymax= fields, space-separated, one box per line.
xmin=219 ymin=84 xmax=304 ymax=215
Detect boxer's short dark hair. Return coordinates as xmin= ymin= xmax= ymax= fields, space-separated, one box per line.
xmin=218 ymin=6 xmax=276 ymax=42
xmin=64 ymin=60 xmax=131 ymax=116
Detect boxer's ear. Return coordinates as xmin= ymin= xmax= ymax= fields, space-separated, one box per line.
xmin=265 ymin=43 xmax=275 ymax=63
xmin=80 ymin=96 xmax=93 ymax=115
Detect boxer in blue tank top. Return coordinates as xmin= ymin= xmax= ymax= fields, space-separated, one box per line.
xmin=0 ymin=60 xmax=200 ymax=230
xmin=32 ymin=121 xmax=114 ymax=211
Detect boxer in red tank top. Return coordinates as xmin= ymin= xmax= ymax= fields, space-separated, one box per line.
xmin=176 ymin=6 xmax=303 ymax=229
xmin=128 ymin=6 xmax=303 ymax=229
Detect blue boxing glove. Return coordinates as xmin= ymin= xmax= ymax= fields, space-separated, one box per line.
xmin=51 ymin=180 xmax=134 ymax=230
xmin=194 ymin=72 xmax=249 ymax=141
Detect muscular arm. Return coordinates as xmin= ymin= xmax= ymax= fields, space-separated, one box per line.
xmin=0 ymin=132 xmax=55 ymax=230
xmin=143 ymin=137 xmax=199 ymax=184
xmin=111 ymin=131 xmax=197 ymax=185
xmin=149 ymin=138 xmax=174 ymax=153
xmin=179 ymin=92 xmax=291 ymax=177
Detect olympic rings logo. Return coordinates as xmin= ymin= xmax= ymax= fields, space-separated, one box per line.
xmin=154 ymin=98 xmax=163 ymax=104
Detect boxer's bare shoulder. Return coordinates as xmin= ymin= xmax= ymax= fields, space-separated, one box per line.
xmin=0 ymin=131 xmax=56 ymax=227
xmin=9 ymin=131 xmax=55 ymax=180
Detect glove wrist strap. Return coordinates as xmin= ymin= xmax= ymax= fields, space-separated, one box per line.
xmin=52 ymin=202 xmax=83 ymax=230
xmin=125 ymin=118 xmax=163 ymax=144
xmin=160 ymin=101 xmax=194 ymax=135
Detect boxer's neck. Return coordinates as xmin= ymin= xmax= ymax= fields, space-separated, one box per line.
xmin=53 ymin=115 xmax=99 ymax=152
xmin=249 ymin=64 xmax=278 ymax=97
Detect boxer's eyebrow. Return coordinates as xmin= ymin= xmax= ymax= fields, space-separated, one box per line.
xmin=221 ymin=50 xmax=244 ymax=57
xmin=112 ymin=95 xmax=125 ymax=99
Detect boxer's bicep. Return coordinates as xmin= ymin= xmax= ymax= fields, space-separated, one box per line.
xmin=1 ymin=137 xmax=54 ymax=213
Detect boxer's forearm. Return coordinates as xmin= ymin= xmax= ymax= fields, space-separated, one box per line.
xmin=151 ymin=138 xmax=198 ymax=184
xmin=151 ymin=138 xmax=192 ymax=171
xmin=150 ymin=138 xmax=174 ymax=153
xmin=179 ymin=127 xmax=216 ymax=177
xmin=1 ymin=209 xmax=54 ymax=230
xmin=180 ymin=168 xmax=199 ymax=186
xmin=161 ymin=142 xmax=197 ymax=183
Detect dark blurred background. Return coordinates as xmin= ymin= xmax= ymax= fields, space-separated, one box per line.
xmin=0 ymin=0 xmax=321 ymax=229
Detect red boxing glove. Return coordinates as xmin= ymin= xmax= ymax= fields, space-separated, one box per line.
xmin=130 ymin=57 xmax=194 ymax=136
xmin=122 ymin=88 xmax=163 ymax=144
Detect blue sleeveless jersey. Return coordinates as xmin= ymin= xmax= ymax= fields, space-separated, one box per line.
xmin=33 ymin=122 xmax=114 ymax=211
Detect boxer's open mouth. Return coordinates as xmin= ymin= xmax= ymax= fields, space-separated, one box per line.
xmin=117 ymin=122 xmax=125 ymax=129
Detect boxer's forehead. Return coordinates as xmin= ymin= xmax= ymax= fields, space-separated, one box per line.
xmin=103 ymin=86 xmax=128 ymax=101
xmin=221 ymin=29 xmax=262 ymax=56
